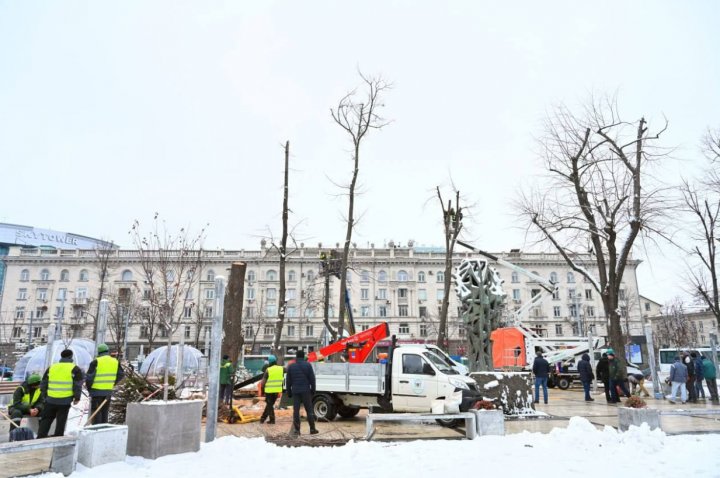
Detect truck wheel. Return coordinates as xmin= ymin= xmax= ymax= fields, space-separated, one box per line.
xmin=557 ymin=377 xmax=571 ymax=390
xmin=313 ymin=395 xmax=337 ymax=422
xmin=436 ymin=418 xmax=462 ymax=428
xmin=337 ymin=406 xmax=360 ymax=419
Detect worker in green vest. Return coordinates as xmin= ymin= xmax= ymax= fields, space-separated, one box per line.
xmin=7 ymin=374 xmax=44 ymax=435
xmin=259 ymin=355 xmax=283 ymax=424
xmin=38 ymin=349 xmax=84 ymax=438
xmin=219 ymin=355 xmax=235 ymax=405
xmin=86 ymin=343 xmax=125 ymax=424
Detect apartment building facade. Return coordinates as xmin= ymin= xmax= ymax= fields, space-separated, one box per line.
xmin=0 ymin=242 xmax=649 ymax=363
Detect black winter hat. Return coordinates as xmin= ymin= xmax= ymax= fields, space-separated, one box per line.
xmin=296 ymin=350 xmax=305 ymax=359
xmin=60 ymin=349 xmax=73 ymax=359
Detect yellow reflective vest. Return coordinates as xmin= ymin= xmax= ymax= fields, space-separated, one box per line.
xmin=264 ymin=365 xmax=284 ymax=394
xmin=22 ymin=387 xmax=42 ymax=407
xmin=91 ymin=355 xmax=119 ymax=391
xmin=47 ymin=362 xmax=75 ymax=399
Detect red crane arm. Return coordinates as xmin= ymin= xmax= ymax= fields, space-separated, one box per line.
xmin=307 ymin=322 xmax=390 ymax=363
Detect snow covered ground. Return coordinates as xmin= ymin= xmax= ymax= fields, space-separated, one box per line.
xmin=35 ymin=417 xmax=720 ymax=478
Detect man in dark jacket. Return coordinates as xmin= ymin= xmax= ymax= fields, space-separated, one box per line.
xmin=596 ymin=353 xmax=610 ymax=402
xmin=607 ymin=350 xmax=630 ymax=403
xmin=685 ymin=352 xmax=698 ymax=403
xmin=702 ymin=355 xmax=718 ymax=402
xmin=8 ymin=374 xmax=44 ymax=434
xmin=694 ymin=353 xmax=706 ymax=399
xmin=578 ymin=354 xmax=594 ymax=401
xmin=286 ymin=350 xmax=318 ymax=435
xmin=531 ymin=350 xmax=550 ymax=404
xmin=85 ymin=343 xmax=124 ymax=424
xmin=38 ymin=349 xmax=84 ymax=438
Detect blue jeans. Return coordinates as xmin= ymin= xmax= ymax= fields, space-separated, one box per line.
xmin=582 ymin=380 xmax=592 ymax=400
xmin=534 ymin=377 xmax=548 ymax=403
xmin=609 ymin=379 xmax=630 ymax=402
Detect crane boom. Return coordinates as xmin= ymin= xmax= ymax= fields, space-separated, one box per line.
xmin=307 ymin=322 xmax=390 ymax=363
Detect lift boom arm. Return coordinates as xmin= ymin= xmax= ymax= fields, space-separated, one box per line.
xmin=307 ymin=322 xmax=390 ymax=363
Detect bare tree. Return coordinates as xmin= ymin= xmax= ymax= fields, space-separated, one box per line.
xmin=518 ymin=97 xmax=670 ymax=351
xmin=271 ymin=141 xmax=291 ymax=361
xmin=129 ymin=214 xmax=205 ymax=400
xmin=92 ymin=240 xmax=116 ymax=340
xmin=106 ymin=286 xmax=140 ymax=359
xmin=683 ymin=128 xmax=720 ymax=326
xmin=655 ymin=299 xmax=698 ymax=348
xmin=331 ymin=72 xmax=391 ymax=339
xmin=436 ymin=187 xmax=463 ymax=349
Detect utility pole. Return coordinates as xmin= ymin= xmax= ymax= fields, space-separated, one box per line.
xmin=206 ymin=276 xmax=225 ymax=443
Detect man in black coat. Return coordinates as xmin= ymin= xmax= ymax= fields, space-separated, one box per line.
xmin=578 ymin=353 xmax=595 ymax=401
xmin=286 ymin=350 xmax=318 ymax=435
xmin=532 ymin=350 xmax=550 ymax=404
xmin=596 ymin=353 xmax=610 ymax=402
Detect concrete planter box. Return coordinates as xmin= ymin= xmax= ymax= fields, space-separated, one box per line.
xmin=77 ymin=424 xmax=128 ymax=467
xmin=472 ymin=409 xmax=505 ymax=436
xmin=618 ymin=407 xmax=661 ymax=432
xmin=126 ymin=400 xmax=202 ymax=459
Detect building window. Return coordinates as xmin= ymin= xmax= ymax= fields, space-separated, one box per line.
xmin=398 ymin=288 xmax=408 ymax=299
xmin=550 ymin=272 xmax=558 ymax=284
xmin=418 ymin=271 xmax=426 ymax=283
xmin=552 ymin=289 xmax=560 ymax=300
xmin=79 ymin=269 xmax=89 ymax=282
xmin=57 ymin=288 xmax=67 ymax=301
xmin=205 ymin=289 xmax=215 ymax=299
xmin=418 ymin=289 xmax=427 ymax=301
xmin=513 ymin=289 xmax=521 ymax=301
xmin=699 ymin=321 xmax=704 ymax=332
xmin=378 ymin=306 xmax=387 ymax=317
xmin=15 ymin=307 xmax=25 ymax=319
xmin=361 ymin=305 xmax=370 ymax=317
xmin=361 ymin=288 xmax=369 ymax=300
xmin=511 ymin=272 xmax=519 ymax=283
xmin=33 ymin=326 xmax=42 ymax=338
xmin=436 ymin=289 xmax=444 ymax=301
xmin=287 ymin=325 xmax=296 ymax=336
xmin=139 ymin=326 xmax=149 ymax=338
xmin=589 ymin=324 xmax=596 ymax=335
xmin=285 ymin=288 xmax=296 ymax=300
xmin=159 ymin=326 xmax=168 ymax=338
xmin=620 ymin=306 xmax=627 ymax=318
xmin=419 ymin=323 xmax=428 ymax=337
xmin=361 ymin=324 xmax=370 ymax=331
xmin=59 ymin=269 xmax=69 ymax=281
xmin=397 ymin=270 xmax=409 ymax=282
xmin=184 ymin=306 xmax=193 ymax=318
xmin=567 ymin=272 xmax=575 ymax=283
xmin=205 ymin=270 xmax=215 ymax=282
xmin=76 ymin=287 xmax=88 ymax=299
xmin=378 ymin=270 xmax=387 ymax=282
xmin=12 ymin=327 xmax=22 ymax=338
xmin=399 ymin=323 xmax=410 ymax=334
xmin=553 ymin=306 xmax=561 ymax=317
xmin=244 ymin=325 xmax=254 ymax=336
xmin=398 ymin=305 xmax=409 ymax=317
xmin=586 ymin=306 xmax=595 ymax=317
xmin=585 ymin=289 xmax=593 ymax=300
xmin=143 ymin=289 xmax=151 ymax=299
xmin=247 ymin=270 xmax=256 ymax=282
xmin=264 ymin=325 xmax=274 ymax=336
xmin=266 ymin=270 xmax=277 ymax=281
xmin=458 ymin=324 xmax=466 ymax=337
xmin=266 ymin=305 xmax=277 ymax=316
xmin=245 ymin=307 xmax=255 ymax=319
xmin=569 ymin=304 xmax=578 ymax=318
xmin=305 ymin=325 xmax=314 ymax=337
xmin=20 ymin=269 xmax=29 ymax=282
xmin=205 ymin=306 xmax=213 ymax=317
xmin=247 ymin=288 xmax=255 ymax=300
xmin=184 ymin=325 xmax=191 ymax=339
xmin=267 ymin=288 xmax=277 ymax=299
xmin=436 ymin=271 xmax=444 ymax=282
xmin=37 ymin=288 xmax=48 ymax=301
xmin=121 ymin=270 xmax=133 ymax=281
xmin=18 ymin=288 xmax=27 ymax=300
xmin=555 ymin=324 xmax=563 ymax=335
xmin=288 ymin=270 xmax=296 ymax=282
xmin=40 ymin=269 xmax=50 ymax=281
xmin=346 ymin=270 xmax=353 ymax=283
xmin=166 ymin=271 xmax=175 ymax=282
xmin=306 ymin=270 xmax=315 ymax=282
xmin=378 ymin=289 xmax=387 ymax=300
xmin=286 ymin=307 xmax=296 ymax=317
xmin=419 ymin=306 xmax=427 ymax=318
xmin=185 ymin=289 xmax=194 ymax=300
xmin=644 ymin=302 xmax=651 ymax=312
xmin=568 ymin=288 xmax=576 ymax=299
xmin=361 ymin=270 xmax=369 ymax=282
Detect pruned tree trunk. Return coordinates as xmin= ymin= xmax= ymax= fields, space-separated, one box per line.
xmin=272 ymin=141 xmax=290 ymax=362
xmin=436 ymin=187 xmax=463 ymax=350
xmin=223 ymin=262 xmax=246 ymax=364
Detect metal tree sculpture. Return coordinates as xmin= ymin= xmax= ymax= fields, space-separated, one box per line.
xmin=455 ymin=259 xmax=506 ymax=372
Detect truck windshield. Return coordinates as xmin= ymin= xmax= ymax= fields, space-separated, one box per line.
xmin=423 ymin=351 xmax=458 ymax=375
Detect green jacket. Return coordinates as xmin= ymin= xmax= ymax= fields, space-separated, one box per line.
xmin=9 ymin=382 xmax=44 ymax=414
xmin=219 ymin=360 xmax=235 ymax=385
xmin=702 ymin=358 xmax=717 ymax=379
xmin=607 ymin=357 xmax=626 ymax=381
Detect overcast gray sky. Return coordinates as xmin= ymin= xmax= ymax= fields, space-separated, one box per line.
xmin=1 ymin=1 xmax=718 ymax=304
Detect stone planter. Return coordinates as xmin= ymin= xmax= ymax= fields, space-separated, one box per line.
xmin=77 ymin=424 xmax=128 ymax=467
xmin=470 ymin=372 xmax=534 ymax=414
xmin=126 ymin=400 xmax=202 ymax=459
xmin=617 ymin=407 xmax=661 ymax=432
xmin=472 ymin=409 xmax=505 ymax=436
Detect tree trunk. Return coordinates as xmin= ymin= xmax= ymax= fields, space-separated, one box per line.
xmin=223 ymin=262 xmax=246 ymax=364
xmin=272 ymin=141 xmax=290 ymax=363
xmin=337 ymin=142 xmax=360 ymax=339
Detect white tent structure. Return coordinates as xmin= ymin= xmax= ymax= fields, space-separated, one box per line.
xmin=139 ymin=345 xmax=204 ymax=377
xmin=13 ymin=339 xmax=95 ymax=380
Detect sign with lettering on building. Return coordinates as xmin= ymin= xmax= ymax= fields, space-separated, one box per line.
xmin=0 ymin=223 xmax=114 ymax=250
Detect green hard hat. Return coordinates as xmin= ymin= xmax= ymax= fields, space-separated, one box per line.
xmin=606 ymin=349 xmax=615 ymax=355
xmin=97 ymin=343 xmax=109 ymax=354
xmin=28 ymin=374 xmax=41 ymax=385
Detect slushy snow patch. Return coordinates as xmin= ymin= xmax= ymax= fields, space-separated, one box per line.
xmin=483 ymin=380 xmax=499 ymax=389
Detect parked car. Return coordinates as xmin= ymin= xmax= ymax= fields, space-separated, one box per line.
xmin=0 ymin=365 xmax=13 ymax=379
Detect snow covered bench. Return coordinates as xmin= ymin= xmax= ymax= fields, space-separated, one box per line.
xmin=365 ymin=412 xmax=477 ymax=441
xmin=0 ymin=435 xmax=78 ymax=476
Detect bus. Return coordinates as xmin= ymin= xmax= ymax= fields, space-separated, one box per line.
xmin=658 ymin=348 xmax=720 ymax=378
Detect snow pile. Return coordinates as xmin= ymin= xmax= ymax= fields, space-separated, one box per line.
xmin=483 ymin=380 xmax=499 ymax=389
xmin=36 ymin=417 xmax=720 ymax=478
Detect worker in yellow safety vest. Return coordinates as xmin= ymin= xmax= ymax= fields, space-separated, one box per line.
xmin=259 ymin=355 xmax=284 ymax=424
xmin=86 ymin=343 xmax=125 ymax=425
xmin=8 ymin=373 xmax=44 ymax=435
xmin=38 ymin=349 xmax=84 ymax=438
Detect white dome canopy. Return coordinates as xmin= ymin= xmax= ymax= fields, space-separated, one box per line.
xmin=13 ymin=339 xmax=95 ymax=381
xmin=139 ymin=345 xmax=204 ymax=377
